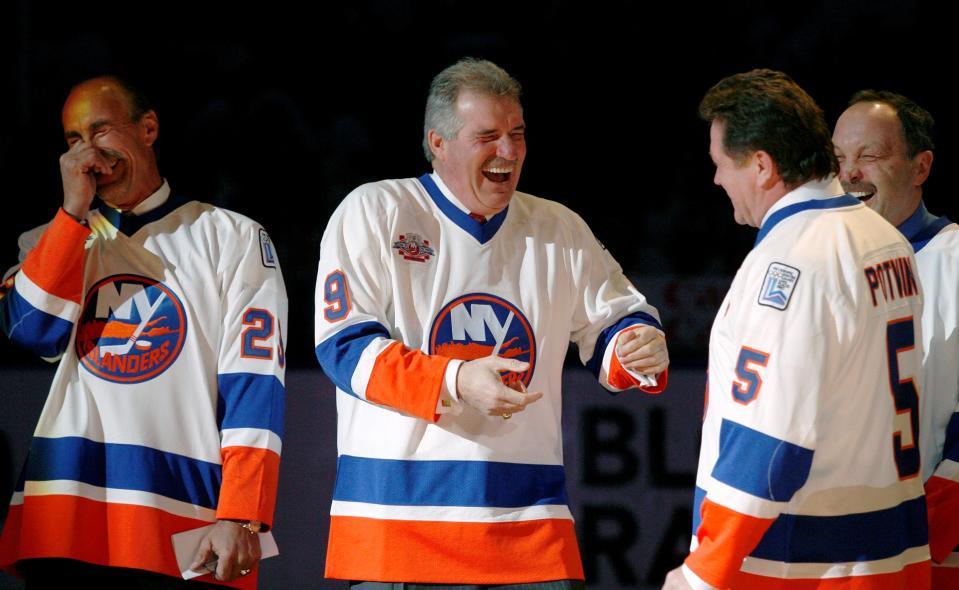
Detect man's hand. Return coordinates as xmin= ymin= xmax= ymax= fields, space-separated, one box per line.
xmin=60 ymin=141 xmax=112 ymax=219
xmin=456 ymin=356 xmax=543 ymax=416
xmin=663 ymin=566 xmax=694 ymax=590
xmin=616 ymin=325 xmax=669 ymax=376
xmin=189 ymin=520 xmax=261 ymax=582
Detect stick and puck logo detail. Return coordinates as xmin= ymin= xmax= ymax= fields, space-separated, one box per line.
xmin=429 ymin=293 xmax=535 ymax=388
xmin=75 ymin=275 xmax=187 ymax=383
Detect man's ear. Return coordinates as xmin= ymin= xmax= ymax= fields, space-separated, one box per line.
xmin=754 ymin=149 xmax=781 ymax=190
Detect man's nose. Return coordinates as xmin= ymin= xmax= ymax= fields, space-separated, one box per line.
xmin=840 ymin=161 xmax=862 ymax=184
xmin=496 ymin=136 xmax=519 ymax=160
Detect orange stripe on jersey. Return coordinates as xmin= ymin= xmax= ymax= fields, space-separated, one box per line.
xmin=325 ymin=516 xmax=584 ymax=584
xmin=686 ymin=498 xmax=775 ymax=589
xmin=217 ymin=446 xmax=281 ymax=527
xmin=731 ymin=560 xmax=930 ymax=589
xmin=19 ymin=209 xmax=91 ymax=303
xmin=933 ymin=565 xmax=959 ymax=590
xmin=926 ymin=475 xmax=959 ymax=563
xmin=606 ymin=328 xmax=667 ymax=393
xmin=0 ymin=495 xmax=255 ymax=588
xmin=366 ymin=342 xmax=450 ymax=422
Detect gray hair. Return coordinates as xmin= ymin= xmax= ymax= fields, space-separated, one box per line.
xmin=422 ymin=58 xmax=522 ymax=162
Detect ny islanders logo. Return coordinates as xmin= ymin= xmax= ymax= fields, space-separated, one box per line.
xmin=429 ymin=293 xmax=535 ymax=387
xmin=75 ymin=275 xmax=187 ymax=383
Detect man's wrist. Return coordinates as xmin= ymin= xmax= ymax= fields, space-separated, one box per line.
xmin=222 ymin=519 xmax=263 ymax=534
xmin=61 ymin=207 xmax=88 ymax=226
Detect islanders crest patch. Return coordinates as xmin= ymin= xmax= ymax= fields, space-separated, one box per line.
xmin=75 ymin=274 xmax=187 ymax=383
xmin=429 ymin=293 xmax=535 ymax=387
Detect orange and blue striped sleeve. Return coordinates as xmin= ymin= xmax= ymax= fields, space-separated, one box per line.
xmin=0 ymin=209 xmax=89 ymax=358
xmin=313 ymin=188 xmax=449 ymax=422
xmin=687 ymin=420 xmax=813 ymax=588
xmin=214 ymin=223 xmax=288 ymax=527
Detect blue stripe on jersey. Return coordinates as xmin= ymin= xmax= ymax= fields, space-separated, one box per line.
xmin=315 ymin=320 xmax=391 ymax=397
xmin=418 ymin=174 xmax=508 ymax=244
xmin=217 ymin=373 xmax=285 ymax=438
xmin=943 ymin=412 xmax=959 ymax=462
xmin=1 ymin=287 xmax=74 ymax=358
xmin=692 ymin=485 xmax=706 ymax=534
xmin=897 ymin=201 xmax=953 ymax=253
xmin=585 ymin=312 xmax=663 ymax=380
xmin=333 ymin=455 xmax=569 ymax=508
xmin=711 ymin=419 xmax=813 ymax=502
xmin=755 ymin=195 xmax=860 ymax=247
xmin=751 ymin=495 xmax=928 ymax=563
xmin=117 ymin=195 xmax=192 ymax=236
xmin=93 ymin=195 xmax=193 ymax=235
xmin=26 ymin=436 xmax=221 ymax=509
xmin=909 ymin=216 xmax=951 ymax=253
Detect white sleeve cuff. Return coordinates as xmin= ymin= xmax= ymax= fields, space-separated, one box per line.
xmin=682 ymin=563 xmax=718 ymax=590
xmin=436 ymin=359 xmax=464 ymax=415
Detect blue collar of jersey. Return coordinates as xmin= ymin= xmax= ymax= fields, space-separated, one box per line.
xmin=754 ymin=194 xmax=860 ymax=247
xmin=897 ymin=201 xmax=952 ymax=253
xmin=418 ymin=173 xmax=509 ymax=244
xmin=96 ymin=194 xmax=191 ymax=236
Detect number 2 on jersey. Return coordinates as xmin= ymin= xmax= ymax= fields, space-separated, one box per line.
xmin=241 ymin=308 xmax=275 ymax=359
xmin=887 ymin=317 xmax=920 ymax=480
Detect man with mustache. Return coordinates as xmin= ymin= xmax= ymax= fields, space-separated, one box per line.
xmin=0 ymin=76 xmax=287 ymax=588
xmin=315 ymin=58 xmax=670 ymax=589
xmin=664 ymin=70 xmax=929 ymax=589
xmin=834 ymin=90 xmax=959 ymax=588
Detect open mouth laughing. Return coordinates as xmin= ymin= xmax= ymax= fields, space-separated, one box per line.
xmin=842 ymin=183 xmax=877 ymax=204
xmin=482 ymin=161 xmax=515 ymax=183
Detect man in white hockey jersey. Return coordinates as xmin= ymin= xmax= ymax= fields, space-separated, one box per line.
xmin=0 ymin=76 xmax=287 ymax=588
xmin=663 ymin=70 xmax=930 ymax=589
xmin=315 ymin=58 xmax=669 ymax=588
xmin=834 ymin=90 xmax=959 ymax=588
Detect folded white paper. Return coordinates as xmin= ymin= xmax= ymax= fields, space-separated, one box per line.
xmin=172 ymin=524 xmax=279 ymax=580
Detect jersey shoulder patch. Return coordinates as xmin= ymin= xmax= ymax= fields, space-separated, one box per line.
xmin=758 ymin=262 xmax=800 ymax=311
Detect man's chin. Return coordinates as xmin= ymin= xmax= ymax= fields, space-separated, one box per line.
xmin=96 ymin=185 xmax=127 ymax=208
xmin=481 ymin=192 xmax=514 ymax=211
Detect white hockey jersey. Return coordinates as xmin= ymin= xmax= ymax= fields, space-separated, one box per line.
xmin=0 ymin=183 xmax=287 ymax=588
xmin=897 ymin=203 xmax=959 ymax=583
xmin=314 ymin=173 xmax=665 ymax=584
xmin=686 ymin=178 xmax=930 ymax=589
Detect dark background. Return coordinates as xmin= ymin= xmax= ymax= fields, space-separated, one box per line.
xmin=0 ymin=0 xmax=953 ymax=370
xmin=0 ymin=2 xmax=952 ymax=588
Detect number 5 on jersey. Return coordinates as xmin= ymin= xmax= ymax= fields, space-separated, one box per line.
xmin=887 ymin=317 xmax=920 ymax=480
xmin=732 ymin=346 xmax=770 ymax=405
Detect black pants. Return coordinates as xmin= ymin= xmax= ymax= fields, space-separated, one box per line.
xmin=17 ymin=559 xmax=225 ymax=590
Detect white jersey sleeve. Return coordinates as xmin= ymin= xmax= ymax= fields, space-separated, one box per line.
xmin=314 ymin=183 xmax=451 ymax=422
xmin=565 ymin=211 xmax=666 ymax=393
xmin=214 ymin=219 xmax=288 ymax=524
